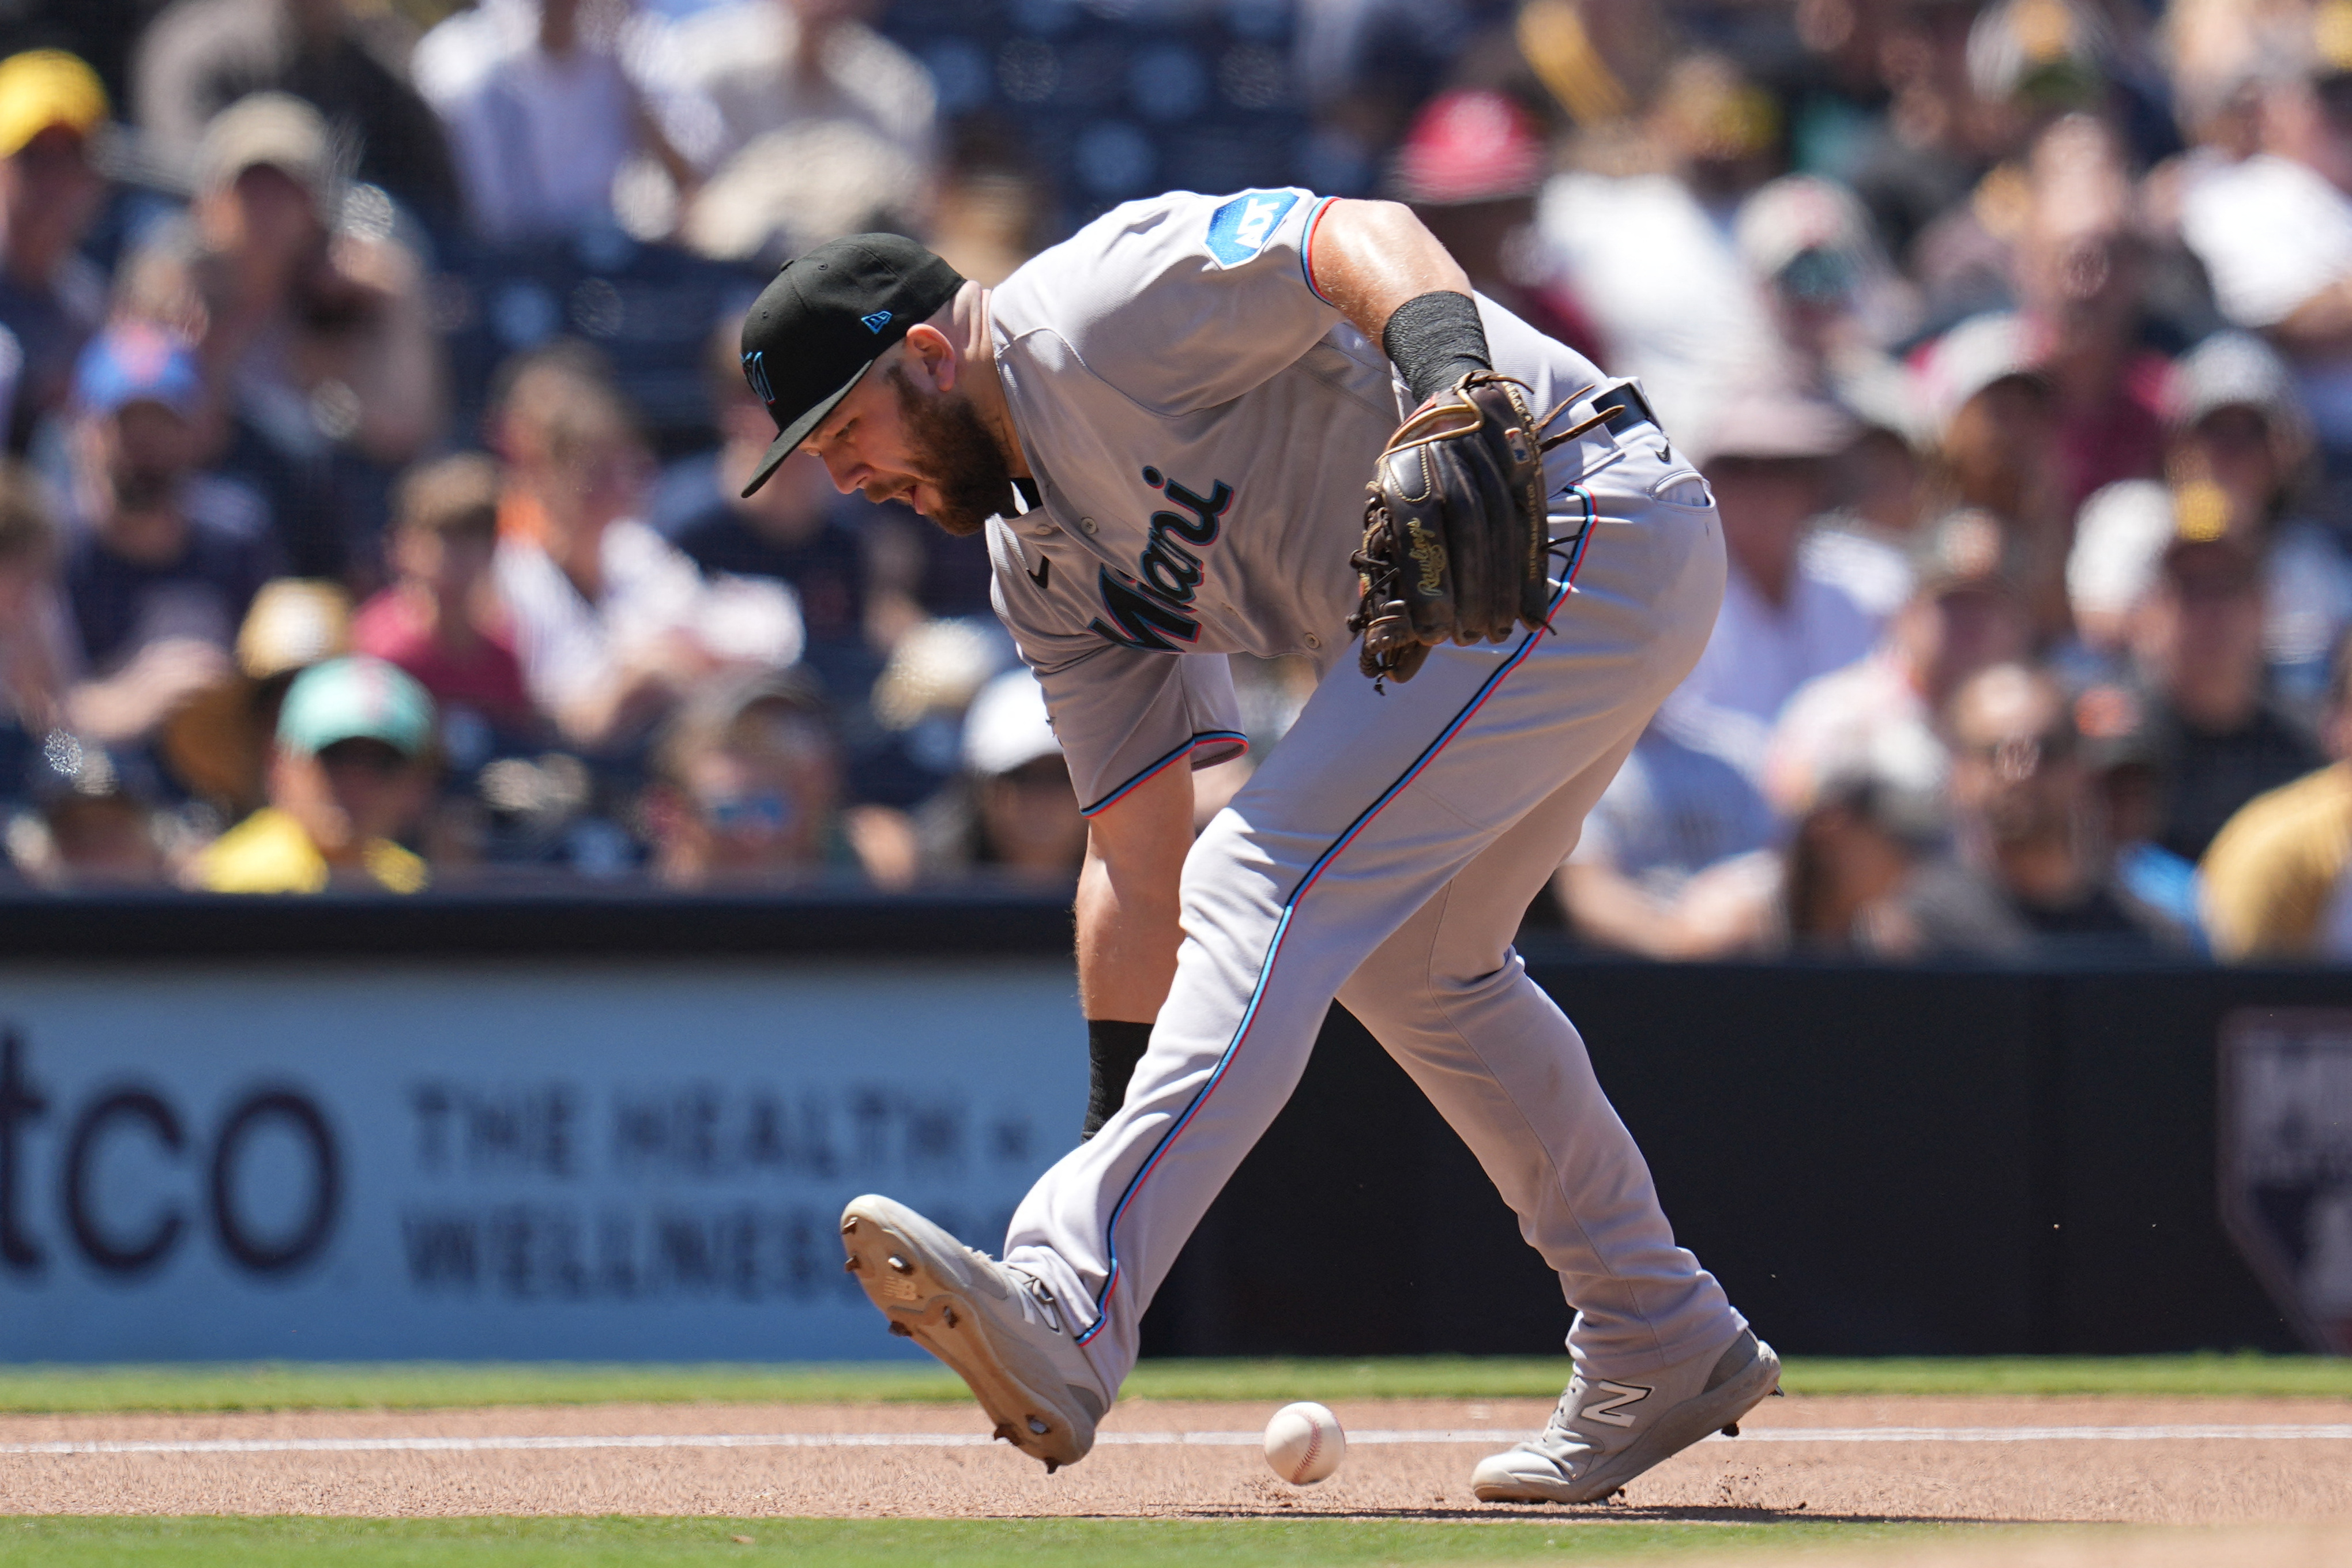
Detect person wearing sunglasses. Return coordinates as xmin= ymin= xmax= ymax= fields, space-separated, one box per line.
xmin=639 ymin=668 xmax=880 ymax=888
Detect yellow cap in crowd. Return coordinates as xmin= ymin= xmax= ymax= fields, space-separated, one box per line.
xmin=0 ymin=50 xmax=106 ymax=160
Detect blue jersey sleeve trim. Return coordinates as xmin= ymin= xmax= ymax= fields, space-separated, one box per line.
xmin=1079 ymin=732 xmax=1250 ymax=818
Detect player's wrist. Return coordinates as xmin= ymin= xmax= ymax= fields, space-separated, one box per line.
xmin=1082 ymin=1019 xmax=1154 ymax=1139
xmin=1383 ymin=290 xmax=1492 ymax=404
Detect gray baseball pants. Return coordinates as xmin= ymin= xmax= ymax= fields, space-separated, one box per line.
xmin=1005 ymin=421 xmax=1745 ymax=1396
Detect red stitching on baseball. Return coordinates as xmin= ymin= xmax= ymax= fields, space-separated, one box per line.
xmin=1291 ymin=1420 xmax=1322 ymax=1484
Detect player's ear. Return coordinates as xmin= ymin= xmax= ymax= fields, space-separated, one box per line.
xmin=901 ymin=323 xmax=956 ymax=394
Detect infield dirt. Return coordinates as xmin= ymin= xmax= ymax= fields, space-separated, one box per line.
xmin=0 ymin=1393 xmax=2345 ymax=1527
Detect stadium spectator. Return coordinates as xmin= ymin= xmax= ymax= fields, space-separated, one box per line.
xmin=121 ymin=92 xmax=445 ymax=578
xmin=1560 ymin=702 xmax=1944 ymax=960
xmin=194 ymin=654 xmax=435 ymax=893
xmin=57 ymin=323 xmax=277 ymax=748
xmin=1536 ymin=52 xmax=1785 ymax=438
xmin=654 ymin=0 xmax=935 ymax=176
xmin=0 ymin=461 xmax=67 ymax=741
xmin=2099 ymin=523 xmax=2325 ymax=864
xmin=1767 ymin=510 xmax=2031 ymax=819
xmin=857 ymin=615 xmax=1015 ymax=811
xmin=655 ymin=0 xmax=936 ymax=262
xmin=639 ymin=668 xmax=898 ymax=888
xmin=1899 ymin=0 xmax=2123 ymax=326
xmin=2012 ymin=114 xmax=2169 ymax=515
xmin=156 ymin=575 xmax=352 ymax=816
xmin=0 ymin=51 xmax=108 ymax=454
xmin=2067 ymin=477 xmax=2174 ymax=671
xmin=924 ymin=156 xmax=1048 ymax=291
xmin=1914 ymin=312 xmax=2072 ymax=640
xmin=916 ymin=667 xmax=1084 ymax=887
xmin=1797 ymin=415 xmax=1932 ymax=624
xmin=1891 ymin=662 xmax=2186 ymax=956
xmin=668 ymin=321 xmax=883 ymax=702
xmin=2202 ymin=636 xmax=2352 ymax=962
xmin=1734 ymin=174 xmax=1920 ymax=421
xmin=1388 ymin=89 xmax=1605 ymax=364
xmin=3 ymin=0 xmax=2333 ymax=942
xmin=131 ymin=0 xmax=464 ymax=232
xmin=488 ymin=344 xmax=801 ymax=753
xmin=1815 ymin=0 xmax=1997 ymax=265
xmin=1672 ymin=385 xmax=1877 ymax=771
xmin=353 ymin=453 xmax=534 ymax=736
xmin=2165 ymin=331 xmax=2352 ymax=706
xmin=1782 ymin=755 xmax=1943 ymax=956
xmin=2174 ymin=45 xmax=2352 ymax=459
xmin=416 ymin=0 xmax=697 ymax=244
xmin=8 ymin=733 xmax=170 ymax=888
xmin=1551 ymin=700 xmax=1780 ymax=959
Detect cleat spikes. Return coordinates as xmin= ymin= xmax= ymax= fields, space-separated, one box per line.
xmin=887 ymin=1254 xmax=913 ymax=1273
xmin=887 ymin=1320 xmax=913 ymax=1337
xmin=1722 ymin=1423 xmax=1739 ymax=1437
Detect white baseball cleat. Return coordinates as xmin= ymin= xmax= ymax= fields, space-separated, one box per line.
xmin=839 ymin=1194 xmax=1108 ymax=1472
xmin=1471 ymin=1329 xmax=1782 ymax=1505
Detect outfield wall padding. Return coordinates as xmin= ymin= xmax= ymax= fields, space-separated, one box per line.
xmin=0 ymin=896 xmax=2339 ymax=1358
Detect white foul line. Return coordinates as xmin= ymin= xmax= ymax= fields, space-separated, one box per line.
xmin=1 ymin=1424 xmax=2349 ymax=1457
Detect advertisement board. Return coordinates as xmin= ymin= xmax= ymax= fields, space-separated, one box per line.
xmin=0 ymin=959 xmax=1082 ymax=1360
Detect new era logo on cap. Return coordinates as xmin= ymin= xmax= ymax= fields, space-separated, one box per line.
xmin=860 ymin=311 xmax=893 ymax=333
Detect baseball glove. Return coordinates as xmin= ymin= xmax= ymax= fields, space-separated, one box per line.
xmin=1348 ymin=373 xmax=1607 ymax=685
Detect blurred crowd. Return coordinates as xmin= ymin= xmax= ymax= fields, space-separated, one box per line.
xmin=8 ymin=0 xmax=2352 ymax=963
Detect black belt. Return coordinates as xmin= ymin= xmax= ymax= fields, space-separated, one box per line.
xmin=1594 ymin=380 xmax=1658 ymax=438
xmin=1542 ymin=379 xmax=1659 ymax=454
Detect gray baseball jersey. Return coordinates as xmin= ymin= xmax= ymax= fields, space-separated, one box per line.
xmin=985 ymin=187 xmax=1616 ymax=814
xmin=959 ymin=189 xmax=1747 ymax=1401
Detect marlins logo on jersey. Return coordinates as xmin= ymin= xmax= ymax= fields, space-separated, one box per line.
xmin=1088 ymin=466 xmax=1233 ymax=652
xmin=1204 ymin=190 xmax=1300 ymax=268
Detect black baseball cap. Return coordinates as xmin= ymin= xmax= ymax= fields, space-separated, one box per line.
xmin=737 ymin=233 xmax=965 ymax=497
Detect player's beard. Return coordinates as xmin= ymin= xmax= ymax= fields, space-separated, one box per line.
xmin=887 ymin=367 xmax=1014 ymax=538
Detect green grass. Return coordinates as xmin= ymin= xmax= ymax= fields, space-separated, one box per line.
xmin=0 ymin=1352 xmax=2342 ymax=1415
xmin=0 ymin=1516 xmax=2018 ymax=1567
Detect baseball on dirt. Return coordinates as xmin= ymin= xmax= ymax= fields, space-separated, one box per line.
xmin=1263 ymin=1401 xmax=1346 ymax=1484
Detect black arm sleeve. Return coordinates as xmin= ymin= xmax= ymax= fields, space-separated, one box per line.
xmin=1382 ymin=289 xmax=1493 ymax=404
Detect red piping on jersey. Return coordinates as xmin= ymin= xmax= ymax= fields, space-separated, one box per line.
xmin=1300 ymin=196 xmax=1341 ymax=307
xmin=1080 ymin=731 xmax=1250 ymax=818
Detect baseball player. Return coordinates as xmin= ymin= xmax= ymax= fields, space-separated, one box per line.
xmin=736 ymin=189 xmax=1778 ymax=1503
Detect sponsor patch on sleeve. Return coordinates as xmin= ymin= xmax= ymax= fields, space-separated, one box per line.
xmin=1203 ymin=190 xmax=1302 ymax=268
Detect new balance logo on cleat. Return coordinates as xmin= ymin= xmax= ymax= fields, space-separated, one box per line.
xmin=1578 ymin=1381 xmax=1654 ymax=1428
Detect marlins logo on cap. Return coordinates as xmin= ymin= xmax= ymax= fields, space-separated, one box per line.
xmin=735 ymin=235 xmax=964 ymax=497
xmin=742 ymin=350 xmax=775 ymax=405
